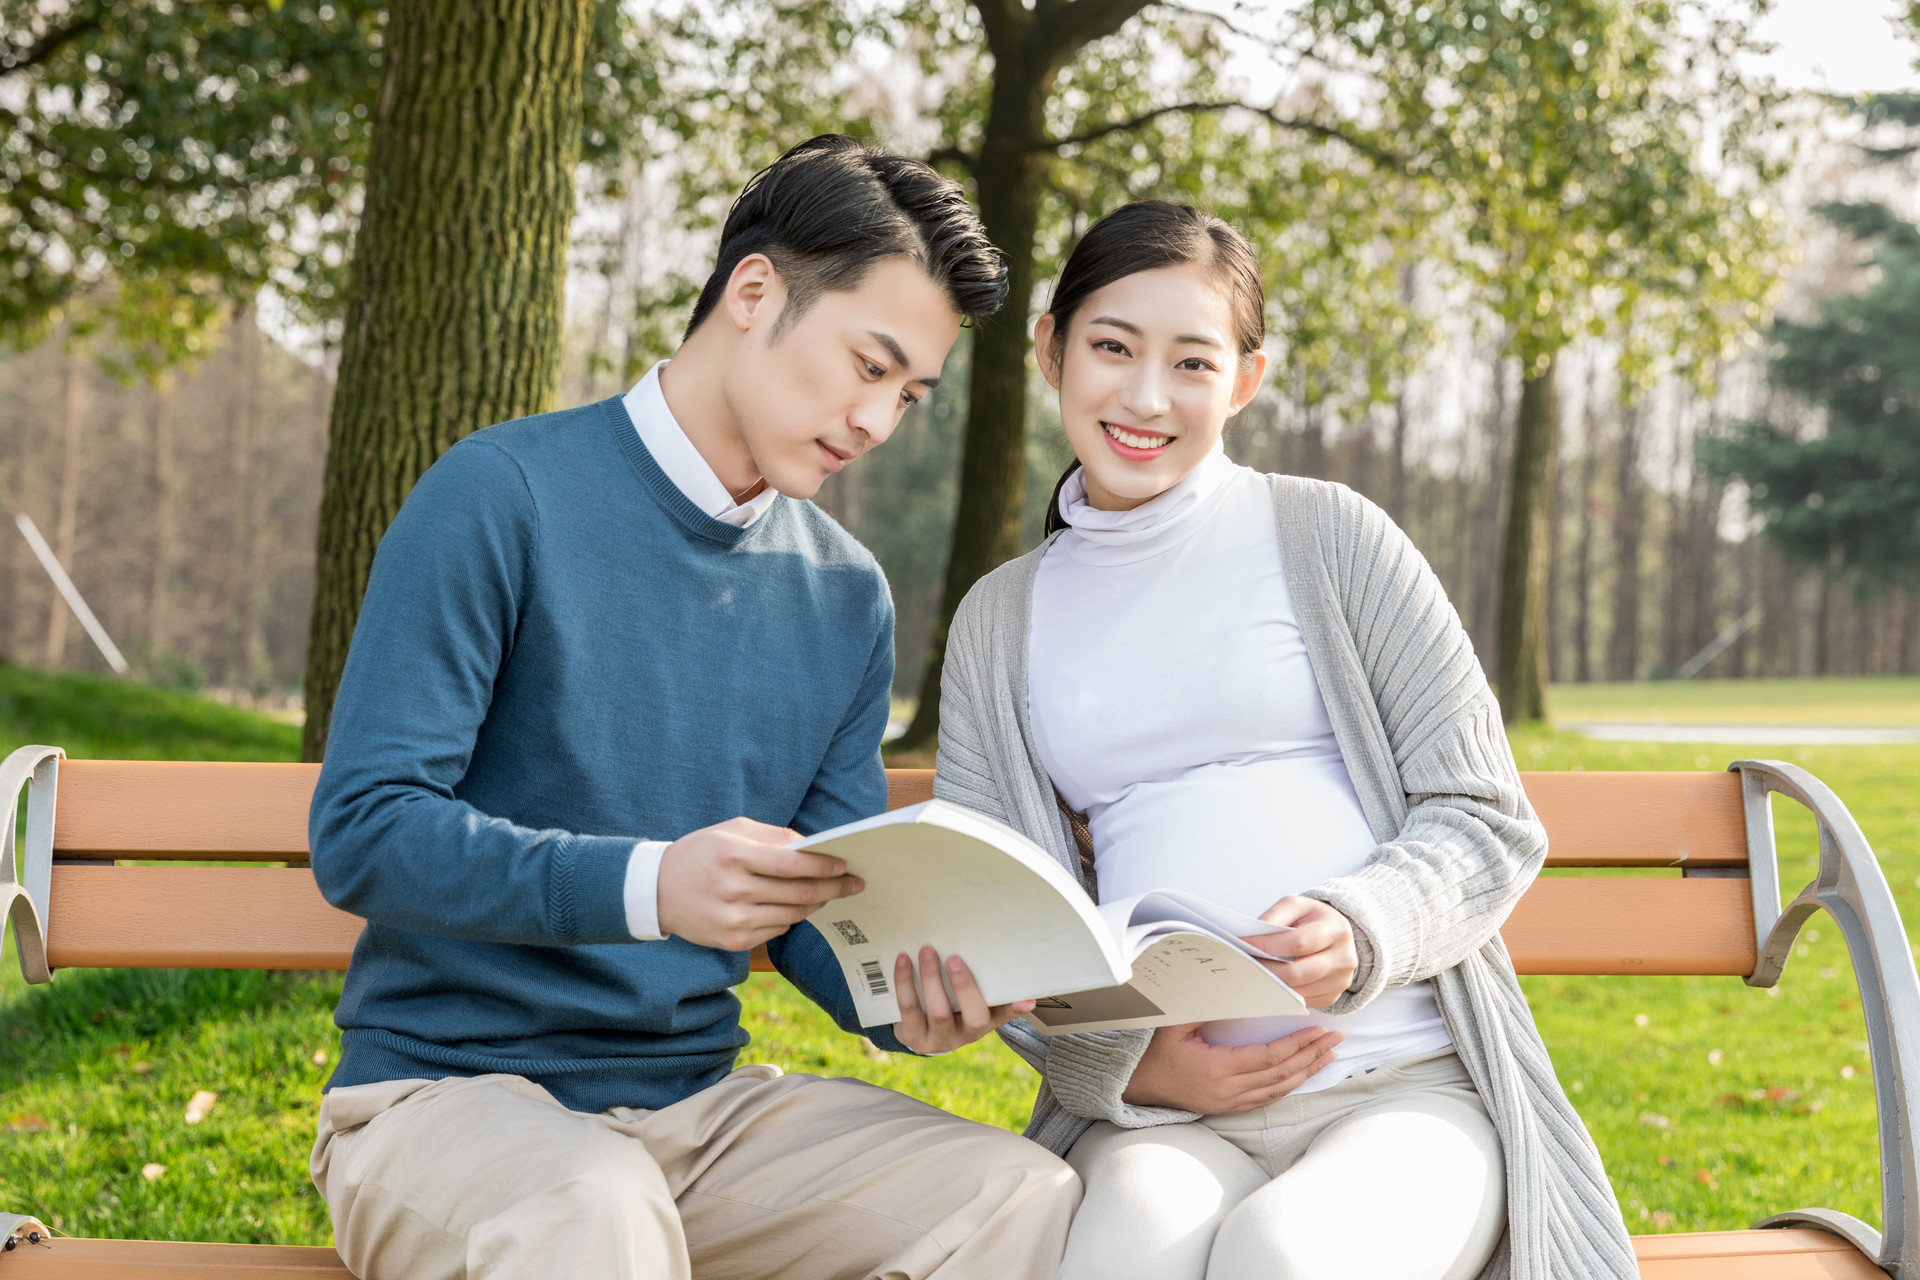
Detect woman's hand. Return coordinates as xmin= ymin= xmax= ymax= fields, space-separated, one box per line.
xmin=1121 ymin=1023 xmax=1342 ymax=1113
xmin=1245 ymin=896 xmax=1359 ymax=1009
xmin=890 ymin=947 xmax=1036 ymax=1055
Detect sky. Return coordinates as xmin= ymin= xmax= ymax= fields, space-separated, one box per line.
xmin=1748 ymin=0 xmax=1920 ymax=93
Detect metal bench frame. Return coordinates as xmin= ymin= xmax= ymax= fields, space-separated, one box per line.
xmin=2 ymin=746 xmax=1917 ymax=1276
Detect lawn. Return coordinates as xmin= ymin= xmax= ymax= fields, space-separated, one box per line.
xmin=0 ymin=667 xmax=1912 ymax=1244
xmin=1550 ymin=676 xmax=1920 ymax=726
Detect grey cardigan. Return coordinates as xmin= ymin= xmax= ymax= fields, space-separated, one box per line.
xmin=932 ymin=474 xmax=1637 ymax=1280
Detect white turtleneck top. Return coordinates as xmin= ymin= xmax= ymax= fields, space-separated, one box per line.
xmin=1027 ymin=447 xmax=1452 ymax=1092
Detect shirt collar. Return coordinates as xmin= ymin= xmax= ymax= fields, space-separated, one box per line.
xmin=622 ymin=361 xmax=778 ymax=528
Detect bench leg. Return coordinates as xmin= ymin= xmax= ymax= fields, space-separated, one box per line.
xmin=1736 ymin=759 xmax=1920 ymax=1280
xmin=0 ymin=745 xmax=61 ymax=985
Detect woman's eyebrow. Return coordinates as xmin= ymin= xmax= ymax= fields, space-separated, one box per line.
xmin=1088 ymin=315 xmax=1223 ymax=349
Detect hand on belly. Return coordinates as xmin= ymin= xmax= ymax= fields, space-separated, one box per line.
xmin=1121 ymin=1022 xmax=1344 ymax=1113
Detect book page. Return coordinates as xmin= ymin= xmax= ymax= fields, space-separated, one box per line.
xmin=1024 ymin=930 xmax=1309 ymax=1035
xmin=795 ymin=802 xmax=1129 ymax=1026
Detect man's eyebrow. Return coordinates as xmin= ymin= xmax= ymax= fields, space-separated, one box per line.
xmin=867 ymin=330 xmax=941 ymax=388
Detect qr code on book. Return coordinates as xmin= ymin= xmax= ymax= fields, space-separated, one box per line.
xmin=830 ymin=919 xmax=870 ymax=947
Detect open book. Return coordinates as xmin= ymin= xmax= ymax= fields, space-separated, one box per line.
xmin=792 ymin=800 xmax=1308 ymax=1034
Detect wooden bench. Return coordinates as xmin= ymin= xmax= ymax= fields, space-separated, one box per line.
xmin=0 ymin=747 xmax=1911 ymax=1278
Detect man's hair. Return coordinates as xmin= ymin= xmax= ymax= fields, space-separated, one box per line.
xmin=683 ymin=135 xmax=1007 ymax=341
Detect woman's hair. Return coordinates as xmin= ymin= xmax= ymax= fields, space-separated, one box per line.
xmin=1040 ymin=201 xmax=1266 ymax=537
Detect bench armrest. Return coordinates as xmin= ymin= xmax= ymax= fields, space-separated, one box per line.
xmin=1 ymin=745 xmax=62 ymax=985
xmin=1735 ymin=757 xmax=1919 ymax=1279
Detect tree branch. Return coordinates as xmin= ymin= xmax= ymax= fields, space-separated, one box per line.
xmin=926 ymin=144 xmax=976 ymax=174
xmin=1034 ymin=0 xmax=1155 ymax=64
xmin=1 ymin=7 xmax=105 ymax=75
xmin=1038 ymin=99 xmax=1410 ymax=174
xmin=973 ymin=0 xmax=1029 ymax=61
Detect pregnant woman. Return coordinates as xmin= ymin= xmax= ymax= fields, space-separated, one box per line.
xmin=932 ymin=200 xmax=1637 ymax=1280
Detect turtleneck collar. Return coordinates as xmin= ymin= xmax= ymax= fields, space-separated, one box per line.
xmin=1055 ymin=443 xmax=1239 ymax=566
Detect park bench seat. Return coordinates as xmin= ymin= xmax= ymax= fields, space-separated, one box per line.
xmin=1 ymin=749 xmax=1913 ymax=1278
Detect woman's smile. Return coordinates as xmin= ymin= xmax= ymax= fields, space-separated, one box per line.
xmin=1100 ymin=419 xmax=1176 ymax=460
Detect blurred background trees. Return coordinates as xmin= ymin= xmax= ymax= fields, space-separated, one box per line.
xmin=4 ymin=0 xmax=1919 ymax=736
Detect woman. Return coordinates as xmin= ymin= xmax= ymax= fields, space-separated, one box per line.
xmin=932 ymin=201 xmax=1637 ymax=1280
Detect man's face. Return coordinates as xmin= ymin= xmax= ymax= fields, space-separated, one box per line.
xmin=724 ymin=255 xmax=963 ymax=500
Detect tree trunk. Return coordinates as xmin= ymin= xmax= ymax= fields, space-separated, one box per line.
xmin=146 ymin=383 xmax=176 ymax=660
xmin=1572 ymin=375 xmax=1600 ymax=683
xmin=1496 ymin=355 xmax=1558 ymax=724
xmin=1608 ymin=403 xmax=1645 ymax=680
xmin=301 ymin=0 xmax=592 ymax=760
xmin=45 ymin=351 xmax=88 ymax=667
xmin=1471 ymin=348 xmax=1511 ymax=665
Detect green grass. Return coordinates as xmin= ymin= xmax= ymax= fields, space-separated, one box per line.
xmin=1551 ymin=676 xmax=1920 ymax=726
xmin=0 ymin=671 xmax=1914 ymax=1244
xmin=0 ymin=662 xmax=301 ymax=761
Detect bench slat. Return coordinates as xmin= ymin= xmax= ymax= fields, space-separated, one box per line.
xmin=41 ymin=865 xmax=1754 ymax=977
xmin=52 ymin=761 xmax=318 ymax=861
xmin=1632 ymin=1229 xmax=1887 ymax=1278
xmin=45 ymin=764 xmax=1752 ymax=870
xmin=0 ymin=1229 xmax=1874 ymax=1278
xmin=1521 ymin=770 xmax=1748 ymax=869
xmin=0 ymin=1237 xmax=351 ymax=1275
xmin=46 ymin=867 xmax=362 ymax=971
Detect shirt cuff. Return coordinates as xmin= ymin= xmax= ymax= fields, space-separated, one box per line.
xmin=623 ymin=840 xmax=671 ymax=941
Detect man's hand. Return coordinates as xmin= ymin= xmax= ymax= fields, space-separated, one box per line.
xmin=655 ymin=817 xmax=864 ymax=952
xmin=1121 ymin=1023 xmax=1342 ymax=1113
xmin=1245 ymin=896 xmax=1359 ymax=1009
xmin=890 ymin=947 xmax=1036 ymax=1055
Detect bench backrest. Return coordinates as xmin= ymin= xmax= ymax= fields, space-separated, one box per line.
xmin=15 ymin=758 xmax=1770 ymax=977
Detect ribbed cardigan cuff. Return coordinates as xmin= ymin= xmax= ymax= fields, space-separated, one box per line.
xmin=1042 ymin=1028 xmax=1200 ymax=1129
xmin=1301 ymin=860 xmax=1427 ymax=1011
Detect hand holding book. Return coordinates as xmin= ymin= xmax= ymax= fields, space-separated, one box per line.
xmin=1241 ymin=896 xmax=1360 ymax=1010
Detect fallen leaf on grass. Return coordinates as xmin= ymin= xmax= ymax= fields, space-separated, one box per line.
xmin=132 ymin=1062 xmax=153 ymax=1074
xmin=311 ymin=1051 xmax=327 ymax=1065
xmin=1693 ymin=1170 xmax=1717 ymax=1189
xmin=141 ymin=1164 xmax=166 ymax=1181
xmin=1658 ymin=1154 xmax=1677 ymax=1167
xmin=4 ymin=1114 xmax=49 ymax=1134
xmin=1649 ymin=1211 xmax=1676 ymax=1230
xmin=862 ymin=1044 xmax=890 ymax=1063
xmin=1638 ymin=1112 xmax=1670 ymax=1129
xmin=183 ymin=1090 xmax=217 ymax=1125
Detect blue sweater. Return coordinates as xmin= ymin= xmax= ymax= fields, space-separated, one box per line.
xmin=310 ymin=397 xmax=903 ymax=1114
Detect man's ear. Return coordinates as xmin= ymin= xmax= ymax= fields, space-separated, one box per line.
xmin=1229 ymin=349 xmax=1269 ymax=415
xmin=723 ymin=254 xmax=785 ymax=334
xmin=1033 ymin=313 xmax=1063 ymax=390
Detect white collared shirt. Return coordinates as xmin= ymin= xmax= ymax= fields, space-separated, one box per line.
xmin=623 ymin=361 xmax=778 ymax=528
xmin=619 ymin=360 xmax=777 ymax=941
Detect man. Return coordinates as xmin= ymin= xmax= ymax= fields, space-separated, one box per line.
xmin=307 ymin=135 xmax=1077 ymax=1279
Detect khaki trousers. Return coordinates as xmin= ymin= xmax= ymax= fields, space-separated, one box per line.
xmin=1058 ymin=1049 xmax=1506 ymax=1280
xmin=311 ymin=1065 xmax=1079 ymax=1280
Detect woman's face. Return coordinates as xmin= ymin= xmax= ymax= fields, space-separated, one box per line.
xmin=1037 ymin=263 xmax=1266 ymax=511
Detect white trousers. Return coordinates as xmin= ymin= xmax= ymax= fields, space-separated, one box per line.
xmin=1059 ymin=1049 xmax=1506 ymax=1280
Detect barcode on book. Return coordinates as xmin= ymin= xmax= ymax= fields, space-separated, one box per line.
xmin=858 ymin=958 xmax=890 ymax=997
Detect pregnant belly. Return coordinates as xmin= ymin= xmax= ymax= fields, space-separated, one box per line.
xmin=1090 ymin=756 xmax=1380 ymax=910
xmin=1087 ymin=757 xmax=1454 ymax=1092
